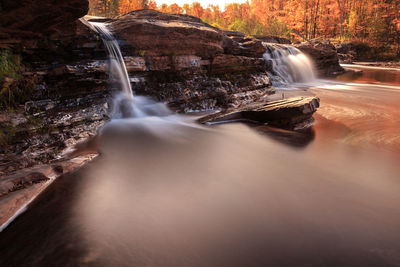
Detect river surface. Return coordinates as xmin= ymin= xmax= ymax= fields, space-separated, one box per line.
xmin=1 ymin=66 xmax=400 ymax=267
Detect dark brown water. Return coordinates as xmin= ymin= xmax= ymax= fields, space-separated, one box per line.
xmin=1 ymin=67 xmax=400 ymax=267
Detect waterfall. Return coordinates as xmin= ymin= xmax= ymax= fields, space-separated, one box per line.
xmin=263 ymin=43 xmax=315 ymax=87
xmin=89 ymin=22 xmax=133 ymax=98
xmin=87 ymin=21 xmax=173 ymax=119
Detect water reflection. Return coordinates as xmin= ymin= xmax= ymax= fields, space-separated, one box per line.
xmin=311 ymin=66 xmax=400 ymax=153
xmin=249 ymin=123 xmax=315 ymax=148
xmin=0 ymin=119 xmax=399 ymax=267
xmin=334 ymin=66 xmax=400 ymax=85
xmin=2 ymin=65 xmax=400 ymax=267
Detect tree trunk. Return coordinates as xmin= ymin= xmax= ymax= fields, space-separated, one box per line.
xmin=337 ymin=0 xmax=343 ymax=42
xmin=313 ymin=0 xmax=320 ymax=38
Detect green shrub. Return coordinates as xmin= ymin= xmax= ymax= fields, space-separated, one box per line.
xmin=0 ymin=50 xmax=36 ymax=108
xmin=0 ymin=50 xmax=21 ymax=79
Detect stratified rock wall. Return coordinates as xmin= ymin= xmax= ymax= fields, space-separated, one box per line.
xmin=0 ymin=0 xmax=89 ymax=48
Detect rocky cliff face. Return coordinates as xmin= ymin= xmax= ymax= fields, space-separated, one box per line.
xmin=0 ymin=8 xmax=327 ymax=177
xmin=94 ymin=10 xmax=274 ymax=110
xmin=0 ymin=9 xmax=273 ymax=176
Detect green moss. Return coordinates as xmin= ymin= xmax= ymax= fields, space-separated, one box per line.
xmin=0 ymin=50 xmax=21 ymax=80
xmin=0 ymin=64 xmax=37 ymax=109
xmin=138 ymin=50 xmax=146 ymax=57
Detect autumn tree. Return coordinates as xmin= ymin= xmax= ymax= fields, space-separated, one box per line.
xmin=88 ymin=0 xmax=400 ymax=57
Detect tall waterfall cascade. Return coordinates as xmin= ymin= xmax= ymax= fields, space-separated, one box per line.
xmin=89 ymin=22 xmax=133 ymax=98
xmin=262 ymin=43 xmax=316 ymax=87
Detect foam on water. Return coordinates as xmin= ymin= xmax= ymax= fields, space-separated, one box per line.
xmin=263 ymin=43 xmax=316 ymax=87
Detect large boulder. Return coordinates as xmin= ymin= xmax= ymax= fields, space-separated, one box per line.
xmin=222 ymin=33 xmax=266 ymax=58
xmin=110 ymin=9 xmax=224 ymax=58
xmin=295 ymin=40 xmax=344 ymax=77
xmin=0 ymin=0 xmax=89 ymax=48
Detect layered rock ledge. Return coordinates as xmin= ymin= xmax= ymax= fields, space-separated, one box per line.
xmin=0 ymin=7 xmax=328 ymax=229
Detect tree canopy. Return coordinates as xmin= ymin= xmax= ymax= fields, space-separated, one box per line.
xmin=88 ymin=0 xmax=400 ymax=56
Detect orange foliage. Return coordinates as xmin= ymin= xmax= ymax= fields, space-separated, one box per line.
xmin=88 ymin=0 xmax=400 ymax=54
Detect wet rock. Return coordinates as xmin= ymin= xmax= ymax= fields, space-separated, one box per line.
xmin=222 ymin=35 xmax=266 ymax=58
xmin=239 ymin=39 xmax=266 ymax=58
xmin=200 ymin=96 xmax=320 ymax=130
xmin=52 ymin=165 xmax=64 ymax=174
xmin=134 ymin=73 xmax=273 ymax=112
xmin=295 ymin=40 xmax=344 ymax=77
xmin=1 ymin=95 xmax=108 ymax=176
xmin=336 ymin=42 xmax=355 ymax=55
xmin=338 ymin=53 xmax=354 ymax=64
xmin=0 ymin=172 xmax=49 ymax=196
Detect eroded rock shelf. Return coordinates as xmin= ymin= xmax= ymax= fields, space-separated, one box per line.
xmin=0 ymin=4 xmax=338 ymax=229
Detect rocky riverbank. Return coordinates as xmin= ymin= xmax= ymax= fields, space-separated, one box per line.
xmin=0 ymin=2 xmax=339 ymax=228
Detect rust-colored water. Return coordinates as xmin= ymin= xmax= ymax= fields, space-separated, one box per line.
xmin=0 ymin=66 xmax=399 ymax=267
xmin=311 ymin=66 xmax=400 ymax=153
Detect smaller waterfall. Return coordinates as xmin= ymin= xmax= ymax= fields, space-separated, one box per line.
xmin=89 ymin=22 xmax=133 ymax=98
xmin=263 ymin=43 xmax=315 ymax=87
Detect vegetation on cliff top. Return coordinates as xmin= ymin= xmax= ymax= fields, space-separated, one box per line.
xmin=88 ymin=0 xmax=400 ymax=59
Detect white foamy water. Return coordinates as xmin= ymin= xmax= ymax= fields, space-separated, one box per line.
xmin=88 ymin=21 xmax=180 ymax=121
xmin=89 ymin=22 xmax=133 ymax=98
xmin=263 ymin=43 xmax=315 ymax=87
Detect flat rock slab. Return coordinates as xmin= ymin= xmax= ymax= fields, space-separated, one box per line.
xmin=0 ymin=154 xmax=97 ymax=230
xmin=199 ymin=96 xmax=320 ymax=130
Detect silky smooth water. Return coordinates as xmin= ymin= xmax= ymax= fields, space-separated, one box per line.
xmin=1 ymin=29 xmax=400 ymax=266
xmin=0 ymin=113 xmax=399 ymax=266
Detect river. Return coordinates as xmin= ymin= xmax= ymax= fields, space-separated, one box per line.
xmin=0 ymin=66 xmax=400 ymax=267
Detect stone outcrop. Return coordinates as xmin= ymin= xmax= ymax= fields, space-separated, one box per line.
xmin=0 ymin=0 xmax=89 ymax=49
xmin=88 ymin=10 xmax=273 ymax=111
xmin=134 ymin=73 xmax=273 ymax=112
xmin=295 ymin=41 xmax=344 ymax=77
xmin=110 ymin=10 xmax=269 ymax=60
xmin=199 ymin=96 xmax=320 ymax=131
xmin=0 ymin=8 xmax=327 ymax=181
xmin=252 ymin=35 xmax=291 ymax=44
xmin=295 ymin=40 xmax=344 ymax=77
xmin=0 ymin=6 xmax=325 ymax=230
xmin=222 ymin=31 xmax=266 ymax=58
xmin=110 ymin=10 xmax=224 ymax=58
xmin=0 ymin=9 xmax=275 ymax=177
